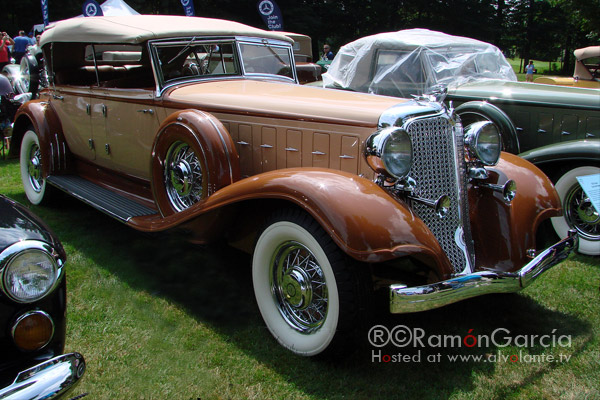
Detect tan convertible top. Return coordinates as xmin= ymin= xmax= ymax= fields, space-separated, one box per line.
xmin=574 ymin=46 xmax=600 ymax=61
xmin=40 ymin=15 xmax=293 ymax=46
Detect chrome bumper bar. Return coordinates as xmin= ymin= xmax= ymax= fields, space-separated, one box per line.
xmin=0 ymin=353 xmax=85 ymax=400
xmin=390 ymin=230 xmax=577 ymax=313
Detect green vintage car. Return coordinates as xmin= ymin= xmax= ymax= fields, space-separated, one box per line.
xmin=322 ymin=29 xmax=600 ymax=255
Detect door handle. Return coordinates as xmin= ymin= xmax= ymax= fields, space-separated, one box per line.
xmin=137 ymin=109 xmax=155 ymax=115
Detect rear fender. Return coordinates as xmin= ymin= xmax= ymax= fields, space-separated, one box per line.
xmin=11 ymin=100 xmax=69 ymax=176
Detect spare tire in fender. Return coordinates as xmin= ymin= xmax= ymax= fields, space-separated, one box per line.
xmin=151 ymin=109 xmax=240 ymax=216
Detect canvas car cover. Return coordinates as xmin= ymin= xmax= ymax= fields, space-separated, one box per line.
xmin=323 ymin=29 xmax=516 ymax=98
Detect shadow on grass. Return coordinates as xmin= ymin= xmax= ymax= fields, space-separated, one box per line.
xmin=25 ymin=190 xmax=596 ymax=399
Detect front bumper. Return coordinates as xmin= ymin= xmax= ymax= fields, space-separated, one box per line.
xmin=0 ymin=353 xmax=85 ymax=400
xmin=390 ymin=230 xmax=577 ymax=313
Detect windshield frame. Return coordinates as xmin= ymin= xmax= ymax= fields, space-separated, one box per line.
xmin=150 ymin=36 xmax=297 ymax=96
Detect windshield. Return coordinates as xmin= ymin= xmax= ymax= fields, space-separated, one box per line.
xmin=239 ymin=42 xmax=294 ymax=79
xmin=155 ymin=41 xmax=239 ymax=85
xmin=153 ymin=38 xmax=295 ymax=89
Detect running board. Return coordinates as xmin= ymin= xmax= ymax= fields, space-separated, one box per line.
xmin=47 ymin=175 xmax=157 ymax=222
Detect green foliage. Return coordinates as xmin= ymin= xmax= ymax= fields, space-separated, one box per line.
xmin=0 ymin=0 xmax=596 ymax=69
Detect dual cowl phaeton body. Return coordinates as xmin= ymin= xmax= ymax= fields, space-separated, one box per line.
xmin=11 ymin=16 xmax=576 ymax=356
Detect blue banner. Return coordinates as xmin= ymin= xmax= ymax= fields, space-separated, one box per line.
xmin=82 ymin=0 xmax=103 ymax=17
xmin=40 ymin=0 xmax=49 ymax=26
xmin=257 ymin=0 xmax=284 ymax=31
xmin=180 ymin=0 xmax=195 ymax=16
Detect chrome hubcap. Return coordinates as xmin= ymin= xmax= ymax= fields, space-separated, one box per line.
xmin=27 ymin=145 xmax=43 ymax=193
xmin=271 ymin=241 xmax=328 ymax=333
xmin=565 ymin=183 xmax=599 ymax=241
xmin=170 ymin=160 xmax=193 ymax=197
xmin=164 ymin=141 xmax=203 ymax=212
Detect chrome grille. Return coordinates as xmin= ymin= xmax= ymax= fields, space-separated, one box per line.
xmin=406 ymin=116 xmax=473 ymax=273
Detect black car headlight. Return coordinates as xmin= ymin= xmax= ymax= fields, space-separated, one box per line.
xmin=365 ymin=127 xmax=413 ymax=180
xmin=1 ymin=241 xmax=61 ymax=303
xmin=464 ymin=121 xmax=502 ymax=166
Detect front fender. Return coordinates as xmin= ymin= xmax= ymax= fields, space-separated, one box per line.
xmin=519 ymin=138 xmax=600 ymax=166
xmin=11 ymin=100 xmax=69 ymax=176
xmin=456 ymin=101 xmax=520 ymax=154
xmin=130 ymin=168 xmax=454 ymax=278
xmin=470 ymin=152 xmax=562 ymax=272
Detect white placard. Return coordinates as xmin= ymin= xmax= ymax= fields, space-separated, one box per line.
xmin=576 ymin=173 xmax=600 ymax=212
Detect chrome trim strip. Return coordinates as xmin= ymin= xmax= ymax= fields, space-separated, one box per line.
xmin=389 ymin=231 xmax=577 ymax=313
xmin=0 ymin=353 xmax=85 ymax=400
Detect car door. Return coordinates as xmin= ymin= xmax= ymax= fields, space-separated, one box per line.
xmin=49 ymin=80 xmax=95 ymax=161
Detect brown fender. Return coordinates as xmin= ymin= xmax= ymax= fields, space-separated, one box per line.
xmin=131 ymin=168 xmax=455 ymax=279
xmin=150 ymin=109 xmax=240 ymax=216
xmin=11 ymin=100 xmax=70 ymax=176
xmin=470 ymin=152 xmax=562 ymax=272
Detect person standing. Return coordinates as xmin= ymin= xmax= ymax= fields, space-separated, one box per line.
xmin=525 ymin=60 xmax=535 ymax=82
xmin=0 ymin=32 xmax=14 ymax=71
xmin=322 ymin=44 xmax=334 ymax=61
xmin=12 ymin=30 xmax=30 ymax=64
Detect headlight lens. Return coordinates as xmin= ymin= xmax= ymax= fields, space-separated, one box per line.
xmin=2 ymin=248 xmax=58 ymax=303
xmin=365 ymin=127 xmax=413 ymax=179
xmin=465 ymin=121 xmax=501 ymax=166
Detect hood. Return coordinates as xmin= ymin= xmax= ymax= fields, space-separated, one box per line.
xmin=165 ymin=79 xmax=405 ymax=127
xmin=448 ymin=79 xmax=600 ymax=110
xmin=0 ymin=195 xmax=63 ymax=255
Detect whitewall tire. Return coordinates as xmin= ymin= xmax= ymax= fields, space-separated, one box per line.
xmin=20 ymin=129 xmax=52 ymax=205
xmin=253 ymin=210 xmax=360 ymax=356
xmin=551 ymin=166 xmax=600 ymax=256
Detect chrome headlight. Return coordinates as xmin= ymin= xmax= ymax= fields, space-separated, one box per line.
xmin=464 ymin=121 xmax=501 ymax=166
xmin=1 ymin=241 xmax=60 ymax=303
xmin=365 ymin=127 xmax=413 ymax=180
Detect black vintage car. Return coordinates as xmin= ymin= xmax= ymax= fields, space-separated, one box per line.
xmin=0 ymin=195 xmax=84 ymax=399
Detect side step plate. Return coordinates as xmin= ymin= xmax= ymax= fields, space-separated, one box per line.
xmin=47 ymin=175 xmax=157 ymax=222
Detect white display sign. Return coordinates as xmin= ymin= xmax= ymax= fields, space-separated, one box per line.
xmin=576 ymin=173 xmax=600 ymax=212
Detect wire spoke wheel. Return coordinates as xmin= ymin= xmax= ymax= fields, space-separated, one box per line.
xmin=552 ymin=166 xmax=600 ymax=255
xmin=271 ymin=241 xmax=328 ymax=334
xmin=563 ymin=183 xmax=599 ymax=241
xmin=164 ymin=141 xmax=203 ymax=212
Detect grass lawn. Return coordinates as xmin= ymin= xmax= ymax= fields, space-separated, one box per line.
xmin=1 ymin=157 xmax=598 ymax=399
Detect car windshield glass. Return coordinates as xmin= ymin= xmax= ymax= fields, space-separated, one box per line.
xmin=155 ymin=41 xmax=239 ymax=84
xmin=239 ymin=42 xmax=293 ymax=79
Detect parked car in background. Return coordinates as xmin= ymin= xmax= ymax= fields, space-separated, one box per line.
xmin=1 ymin=48 xmax=46 ymax=98
xmin=535 ymin=46 xmax=600 ymax=89
xmin=322 ymin=29 xmax=600 ymax=255
xmin=11 ymin=16 xmax=576 ymax=356
xmin=282 ymin=32 xmax=322 ymax=84
xmin=0 ymin=195 xmax=85 ymax=399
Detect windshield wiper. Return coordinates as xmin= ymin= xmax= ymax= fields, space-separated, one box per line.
xmin=168 ymin=36 xmax=197 ymax=65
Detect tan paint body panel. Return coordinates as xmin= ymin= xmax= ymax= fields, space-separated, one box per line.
xmin=166 ymin=80 xmax=404 ymax=127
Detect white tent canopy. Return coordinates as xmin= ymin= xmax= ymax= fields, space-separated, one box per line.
xmin=98 ymin=0 xmax=139 ymax=16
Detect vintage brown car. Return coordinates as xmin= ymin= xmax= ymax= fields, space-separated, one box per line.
xmin=11 ymin=16 xmax=576 ymax=356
